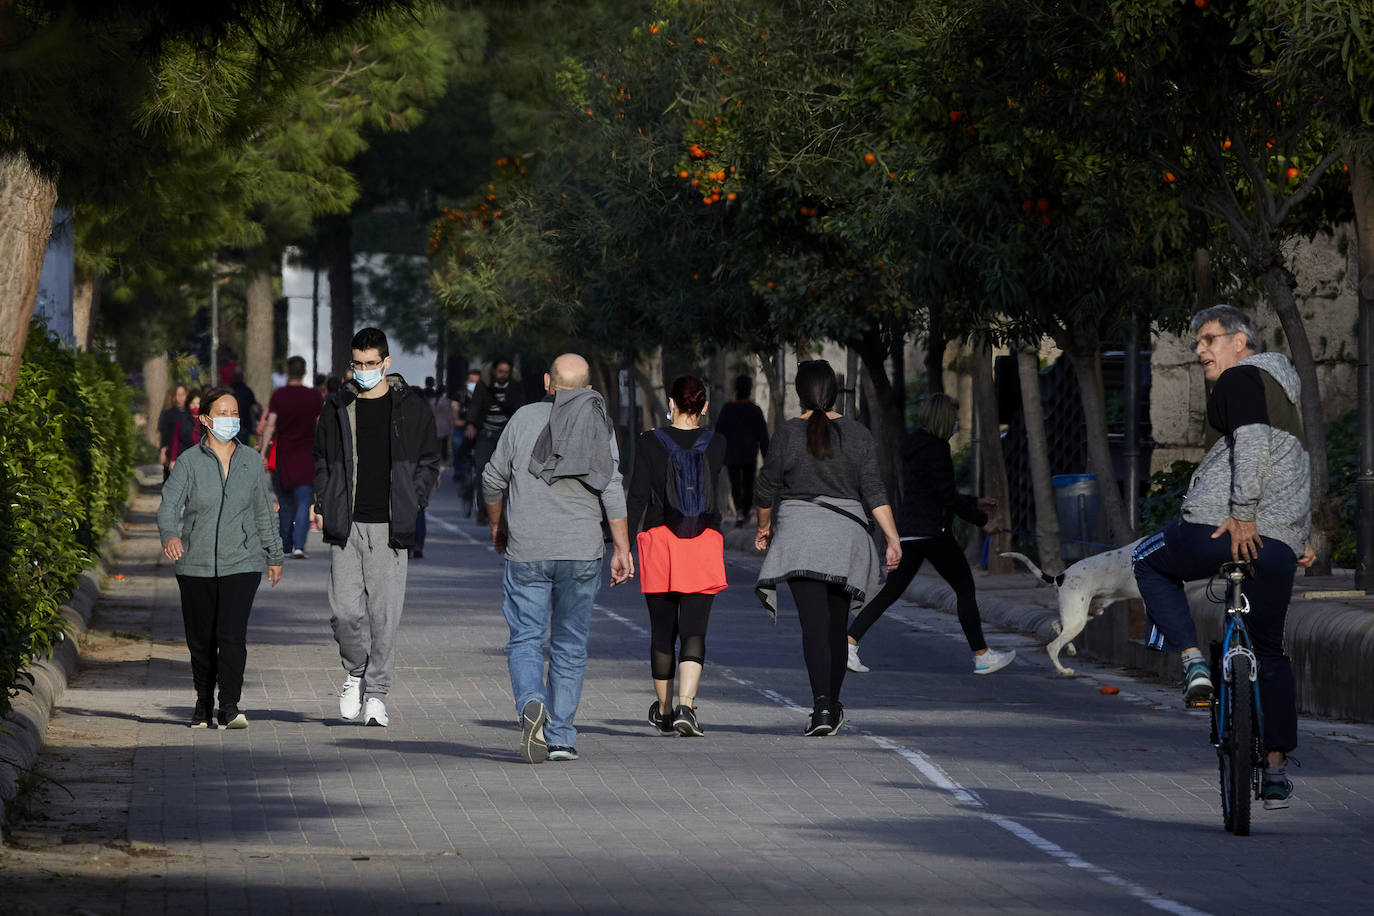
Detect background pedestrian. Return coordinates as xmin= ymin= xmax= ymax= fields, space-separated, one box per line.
xmin=714 ymin=374 xmax=770 ymax=527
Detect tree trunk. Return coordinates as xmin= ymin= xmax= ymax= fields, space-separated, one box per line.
xmin=0 ymin=151 xmax=59 ymax=400
xmin=1017 ymin=346 xmax=1064 ymax=575
xmin=925 ymin=305 xmax=946 ymax=395
xmin=969 ymin=337 xmax=1012 ymax=573
xmin=245 ymin=267 xmax=274 ymax=405
xmin=1262 ymin=266 xmax=1331 ymax=573
xmin=1346 ymin=146 xmax=1374 ymax=593
xmin=142 ymin=353 xmax=170 ymax=447
xmin=320 ymin=215 xmax=354 ymax=377
xmin=1062 ymin=334 xmax=1134 ymax=548
xmin=73 ymin=272 xmax=96 ymax=349
xmin=758 ymin=347 xmax=787 ymax=433
xmin=856 ymin=331 xmax=905 ymax=499
xmin=1194 ymin=247 xmax=1214 ymax=313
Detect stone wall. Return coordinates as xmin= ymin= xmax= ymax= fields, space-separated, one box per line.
xmin=1149 ymin=227 xmax=1360 ymax=473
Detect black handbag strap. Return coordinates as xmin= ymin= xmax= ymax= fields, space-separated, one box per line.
xmin=808 ymin=498 xmax=873 ymax=532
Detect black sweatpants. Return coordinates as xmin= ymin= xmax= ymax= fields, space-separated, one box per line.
xmin=848 ymin=532 xmax=989 ymax=652
xmin=787 ymin=578 xmax=851 ymax=706
xmin=645 ymin=592 xmax=715 ymax=680
xmin=727 ymin=464 xmax=756 ymax=517
xmin=176 ymin=572 xmax=262 ymax=707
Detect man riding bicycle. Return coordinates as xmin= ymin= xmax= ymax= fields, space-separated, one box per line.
xmin=1132 ymin=305 xmax=1315 ymax=811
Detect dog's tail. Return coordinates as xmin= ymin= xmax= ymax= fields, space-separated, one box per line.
xmin=999 ymin=551 xmax=1065 ymax=587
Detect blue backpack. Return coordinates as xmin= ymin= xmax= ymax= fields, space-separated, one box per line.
xmin=651 ymin=428 xmax=714 ymax=538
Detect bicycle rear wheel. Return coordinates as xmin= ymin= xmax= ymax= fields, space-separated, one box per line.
xmin=1220 ymin=655 xmax=1256 ymax=835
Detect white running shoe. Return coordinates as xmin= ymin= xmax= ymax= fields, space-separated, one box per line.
xmin=973 ymin=648 xmax=1016 ymax=675
xmin=847 ymin=643 xmax=870 ymax=673
xmin=339 ymin=675 xmax=363 ymax=719
xmin=364 ymin=697 xmax=389 ymax=727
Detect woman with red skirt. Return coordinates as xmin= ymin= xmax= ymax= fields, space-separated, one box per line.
xmin=626 ymin=376 xmax=728 ymax=737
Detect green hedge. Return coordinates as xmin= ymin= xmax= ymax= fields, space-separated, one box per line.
xmin=0 ymin=322 xmax=137 ymax=725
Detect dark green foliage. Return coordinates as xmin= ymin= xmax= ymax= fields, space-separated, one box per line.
xmin=0 ymin=322 xmax=137 ymax=724
xmin=1326 ymin=409 xmax=1357 ymax=568
xmin=1138 ymin=459 xmax=1198 ymax=538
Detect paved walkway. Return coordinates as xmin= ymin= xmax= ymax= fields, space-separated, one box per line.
xmin=4 ymin=482 xmax=1374 ymax=914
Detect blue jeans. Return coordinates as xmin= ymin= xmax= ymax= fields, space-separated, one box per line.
xmin=501 ymin=558 xmax=601 ymax=748
xmin=1132 ymin=518 xmax=1298 ymax=752
xmin=278 ymin=484 xmax=313 ymax=553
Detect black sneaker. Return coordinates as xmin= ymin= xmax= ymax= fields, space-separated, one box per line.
xmin=520 ymin=699 xmax=548 ymax=764
xmin=547 ymin=745 xmax=579 ymax=762
xmin=829 ymin=702 xmax=845 ymax=735
xmin=673 ymin=704 xmax=704 ymax=737
xmin=804 ymin=707 xmax=835 ymax=737
xmin=217 ymin=704 xmax=248 ymax=729
xmin=190 ymin=700 xmax=212 ymax=729
xmin=648 ymin=701 xmax=675 ymax=736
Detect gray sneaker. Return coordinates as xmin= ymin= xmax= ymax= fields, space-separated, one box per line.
xmin=520 ymin=700 xmax=548 ymax=764
xmin=1261 ymin=766 xmax=1293 ymax=810
xmin=973 ymin=648 xmax=1016 ymax=675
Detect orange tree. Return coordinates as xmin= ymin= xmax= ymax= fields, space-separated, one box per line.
xmin=1101 ymin=0 xmax=1354 ymax=564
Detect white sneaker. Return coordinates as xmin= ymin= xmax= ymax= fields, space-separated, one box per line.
xmin=847 ymin=643 xmax=870 ymax=673
xmin=973 ymin=648 xmax=1016 ymax=675
xmin=291 ymin=548 xmax=307 ymax=560
xmin=339 ymin=675 xmax=363 ymax=719
xmin=364 ymin=697 xmax=389 ymax=727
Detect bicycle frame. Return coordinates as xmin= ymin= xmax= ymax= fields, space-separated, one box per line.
xmin=1214 ymin=567 xmax=1266 ymax=752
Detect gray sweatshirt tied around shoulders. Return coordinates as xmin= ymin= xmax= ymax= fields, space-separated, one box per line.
xmin=482 ymin=399 xmax=627 ymax=563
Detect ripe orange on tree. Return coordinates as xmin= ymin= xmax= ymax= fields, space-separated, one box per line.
xmin=864 ymin=152 xmax=877 ymax=164
xmin=1286 ymin=167 xmax=1299 ymax=180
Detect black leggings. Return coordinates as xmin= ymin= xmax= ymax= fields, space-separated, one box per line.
xmin=787 ymin=578 xmax=851 ymax=706
xmin=727 ymin=464 xmax=756 ymax=516
xmin=848 ymin=532 xmax=988 ymax=652
xmin=177 ymin=572 xmax=262 ymax=707
xmin=646 ymin=592 xmax=715 ymax=681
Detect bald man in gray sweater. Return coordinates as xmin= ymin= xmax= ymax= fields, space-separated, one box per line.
xmin=482 ymin=353 xmax=634 ymax=764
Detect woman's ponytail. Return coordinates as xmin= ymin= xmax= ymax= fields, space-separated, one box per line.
xmin=795 ymin=360 xmax=839 ymax=460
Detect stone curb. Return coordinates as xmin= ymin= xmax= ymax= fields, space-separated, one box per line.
xmin=0 ymin=489 xmax=134 ymax=834
xmin=725 ymin=528 xmax=1374 ymax=722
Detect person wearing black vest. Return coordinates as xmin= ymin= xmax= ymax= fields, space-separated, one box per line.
xmin=626 ymin=376 xmax=728 ymax=737
xmin=466 ymin=357 xmax=526 ymax=524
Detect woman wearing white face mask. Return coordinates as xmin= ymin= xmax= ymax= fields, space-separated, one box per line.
xmin=158 ymin=387 xmax=284 ymax=729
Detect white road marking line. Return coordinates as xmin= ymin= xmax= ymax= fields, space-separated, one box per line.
xmin=424 ymin=512 xmax=487 ymax=546
xmin=597 ymin=602 xmax=1212 ymax=916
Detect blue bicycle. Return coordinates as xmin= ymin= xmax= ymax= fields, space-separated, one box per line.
xmin=1207 ymin=560 xmax=1265 ymax=836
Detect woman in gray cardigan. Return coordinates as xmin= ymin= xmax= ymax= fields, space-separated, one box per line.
xmin=754 ymin=360 xmax=901 ymax=737
xmin=158 ymin=386 xmax=284 ymax=729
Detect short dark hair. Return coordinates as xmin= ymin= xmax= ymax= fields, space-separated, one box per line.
xmin=286 ymin=355 xmax=307 ymax=379
xmin=669 ymin=375 xmax=708 ymax=417
xmin=490 ymin=356 xmax=512 ymax=371
xmin=200 ymin=386 xmax=238 ymax=415
xmin=733 ymin=375 xmax=753 ymax=400
xmin=351 ymin=327 xmax=389 ymax=358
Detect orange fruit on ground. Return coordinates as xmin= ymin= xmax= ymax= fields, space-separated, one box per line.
xmin=1100 ymin=685 xmax=1120 ymax=695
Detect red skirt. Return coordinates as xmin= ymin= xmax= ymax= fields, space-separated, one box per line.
xmin=637 ymin=525 xmax=727 ymax=595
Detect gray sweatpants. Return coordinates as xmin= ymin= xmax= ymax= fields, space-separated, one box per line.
xmin=329 ymin=522 xmax=408 ymax=697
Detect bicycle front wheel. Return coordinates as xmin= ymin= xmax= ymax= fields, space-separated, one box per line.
xmin=1220 ymin=655 xmax=1256 ymax=836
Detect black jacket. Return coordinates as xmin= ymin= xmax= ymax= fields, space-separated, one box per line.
xmin=312 ymin=374 xmax=441 ymax=548
xmin=896 ymin=427 xmax=987 ymax=538
xmin=468 ymin=378 xmax=526 ymax=436
xmin=714 ymin=400 xmax=769 ymax=466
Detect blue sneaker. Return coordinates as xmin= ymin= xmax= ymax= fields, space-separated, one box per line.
xmin=1183 ymin=659 xmax=1213 ymax=705
xmin=547 ymin=746 xmax=579 ymax=762
xmin=1261 ymin=766 xmax=1293 ymax=810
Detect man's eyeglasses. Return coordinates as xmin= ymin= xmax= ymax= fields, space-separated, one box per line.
xmin=1192 ymin=331 xmax=1237 ymax=353
xmin=349 ymin=358 xmax=385 ymax=370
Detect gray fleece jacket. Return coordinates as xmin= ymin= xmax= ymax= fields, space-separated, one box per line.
xmin=1180 ymin=352 xmax=1311 ymax=554
xmin=483 ymin=398 xmax=627 ymax=563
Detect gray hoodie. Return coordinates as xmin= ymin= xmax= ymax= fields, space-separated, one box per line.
xmin=1180 ymin=351 xmax=1311 ymax=554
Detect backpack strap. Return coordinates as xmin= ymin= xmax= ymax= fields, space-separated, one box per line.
xmin=807 ymin=497 xmax=874 ymax=533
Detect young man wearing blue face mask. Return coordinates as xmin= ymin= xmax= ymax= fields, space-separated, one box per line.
xmin=158 ymin=387 xmax=284 ymax=729
xmin=313 ymin=328 xmax=441 ymax=727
